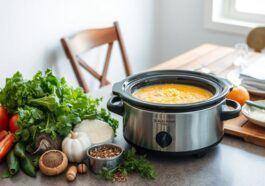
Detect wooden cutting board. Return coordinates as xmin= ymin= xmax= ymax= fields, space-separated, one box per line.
xmin=224 ymin=93 xmax=265 ymax=147
xmin=224 ymin=110 xmax=265 ymax=148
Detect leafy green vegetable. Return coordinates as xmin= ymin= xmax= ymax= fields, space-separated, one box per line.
xmin=28 ymin=94 xmax=59 ymax=112
xmin=98 ymin=148 xmax=156 ymax=181
xmin=0 ymin=69 xmax=118 ymax=145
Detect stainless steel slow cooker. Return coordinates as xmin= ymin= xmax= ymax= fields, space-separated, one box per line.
xmin=107 ymin=70 xmax=241 ymax=155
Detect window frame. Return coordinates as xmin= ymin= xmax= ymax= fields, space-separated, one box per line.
xmin=204 ymin=0 xmax=265 ymax=35
xmin=224 ymin=0 xmax=265 ymax=23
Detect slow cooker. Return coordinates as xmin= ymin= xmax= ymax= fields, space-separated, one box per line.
xmin=107 ymin=70 xmax=241 ymax=155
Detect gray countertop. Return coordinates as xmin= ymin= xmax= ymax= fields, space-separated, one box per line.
xmin=1 ymin=85 xmax=265 ymax=186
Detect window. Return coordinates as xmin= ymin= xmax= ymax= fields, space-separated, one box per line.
xmin=225 ymin=0 xmax=265 ymax=23
xmin=204 ymin=0 xmax=265 ymax=35
xmin=234 ymin=0 xmax=265 ymax=16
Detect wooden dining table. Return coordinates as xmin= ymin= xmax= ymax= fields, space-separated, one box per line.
xmin=1 ymin=43 xmax=265 ymax=186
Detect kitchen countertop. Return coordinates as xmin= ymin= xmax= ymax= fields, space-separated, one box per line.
xmin=1 ymin=85 xmax=265 ymax=186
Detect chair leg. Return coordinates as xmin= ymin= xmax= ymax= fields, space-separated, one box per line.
xmin=114 ymin=21 xmax=132 ymax=76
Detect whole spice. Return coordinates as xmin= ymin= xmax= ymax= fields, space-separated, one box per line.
xmin=14 ymin=142 xmax=26 ymax=159
xmin=42 ymin=151 xmax=63 ymax=167
xmin=77 ymin=163 xmax=88 ymax=174
xmin=112 ymin=172 xmax=128 ymax=183
xmin=20 ymin=155 xmax=36 ymax=177
xmin=89 ymin=146 xmax=121 ymax=159
xmin=66 ymin=166 xmax=77 ymax=182
xmin=39 ymin=150 xmax=68 ymax=176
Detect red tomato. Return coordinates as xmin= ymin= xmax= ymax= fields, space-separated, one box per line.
xmin=0 ymin=107 xmax=9 ymax=131
xmin=9 ymin=114 xmax=19 ymax=133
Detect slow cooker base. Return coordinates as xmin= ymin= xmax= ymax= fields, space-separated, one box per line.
xmin=124 ymin=135 xmax=224 ymax=157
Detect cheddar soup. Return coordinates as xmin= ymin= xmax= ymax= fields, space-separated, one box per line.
xmin=133 ymin=84 xmax=213 ymax=104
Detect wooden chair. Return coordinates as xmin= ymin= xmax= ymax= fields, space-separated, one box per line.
xmin=246 ymin=27 xmax=265 ymax=52
xmin=61 ymin=22 xmax=132 ymax=93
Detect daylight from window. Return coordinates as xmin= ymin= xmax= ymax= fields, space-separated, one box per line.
xmin=235 ymin=0 xmax=265 ymax=15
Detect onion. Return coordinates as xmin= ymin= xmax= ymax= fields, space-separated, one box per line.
xmin=74 ymin=119 xmax=114 ymax=145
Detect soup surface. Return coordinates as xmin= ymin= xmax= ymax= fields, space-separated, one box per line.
xmin=133 ymin=84 xmax=213 ymax=104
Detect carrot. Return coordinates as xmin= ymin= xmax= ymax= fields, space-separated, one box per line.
xmin=0 ymin=133 xmax=15 ymax=161
xmin=0 ymin=130 xmax=8 ymax=141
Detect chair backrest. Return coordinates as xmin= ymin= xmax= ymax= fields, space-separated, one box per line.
xmin=61 ymin=22 xmax=132 ymax=93
xmin=246 ymin=27 xmax=265 ymax=53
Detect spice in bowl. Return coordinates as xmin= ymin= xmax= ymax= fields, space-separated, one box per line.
xmin=86 ymin=143 xmax=123 ymax=173
xmin=39 ymin=150 xmax=68 ymax=176
xmin=89 ymin=145 xmax=121 ymax=159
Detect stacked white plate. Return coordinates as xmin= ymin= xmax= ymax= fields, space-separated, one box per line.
xmin=240 ymin=57 xmax=265 ymax=96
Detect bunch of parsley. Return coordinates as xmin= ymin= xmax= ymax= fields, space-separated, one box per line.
xmin=0 ymin=70 xmax=118 ymax=144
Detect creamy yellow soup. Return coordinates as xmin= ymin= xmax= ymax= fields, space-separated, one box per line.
xmin=133 ymin=84 xmax=213 ymax=104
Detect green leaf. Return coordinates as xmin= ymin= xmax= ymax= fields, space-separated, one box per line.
xmin=97 ymin=167 xmax=116 ymax=180
xmin=21 ymin=129 xmax=30 ymax=142
xmin=28 ymin=94 xmax=59 ymax=112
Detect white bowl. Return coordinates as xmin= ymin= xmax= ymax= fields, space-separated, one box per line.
xmin=242 ymin=100 xmax=265 ymax=127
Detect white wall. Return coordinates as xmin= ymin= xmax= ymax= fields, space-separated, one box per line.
xmin=155 ymin=0 xmax=246 ymax=63
xmin=0 ymin=0 xmax=155 ymax=90
xmin=0 ymin=0 xmax=250 ymax=90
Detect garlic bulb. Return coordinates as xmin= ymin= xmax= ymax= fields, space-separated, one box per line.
xmin=62 ymin=131 xmax=91 ymax=163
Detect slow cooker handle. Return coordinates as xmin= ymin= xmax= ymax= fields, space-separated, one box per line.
xmin=221 ymin=99 xmax=241 ymax=121
xmin=107 ymin=95 xmax=124 ymax=116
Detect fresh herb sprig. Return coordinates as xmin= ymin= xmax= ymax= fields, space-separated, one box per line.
xmin=98 ymin=148 xmax=156 ymax=181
